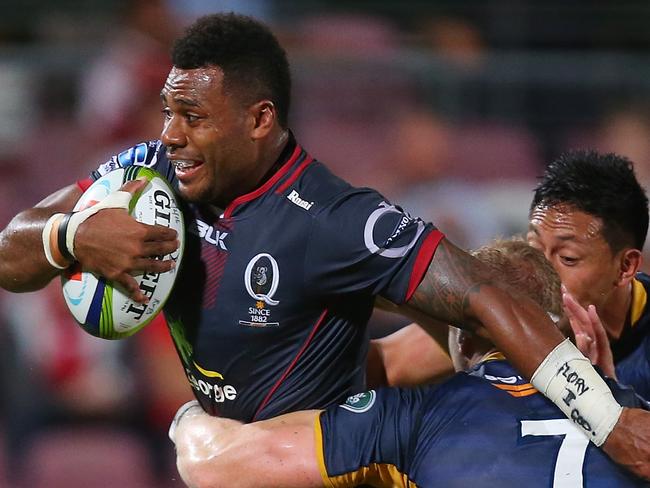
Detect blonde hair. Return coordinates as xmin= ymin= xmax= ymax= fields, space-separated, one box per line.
xmin=471 ymin=237 xmax=562 ymax=317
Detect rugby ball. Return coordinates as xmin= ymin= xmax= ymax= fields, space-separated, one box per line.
xmin=61 ymin=166 xmax=184 ymax=339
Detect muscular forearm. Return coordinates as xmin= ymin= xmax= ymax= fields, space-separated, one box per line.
xmin=0 ymin=185 xmax=80 ymax=292
xmin=368 ymin=324 xmax=454 ymax=388
xmin=407 ymin=238 xmax=563 ymax=378
xmin=0 ymin=208 xmax=64 ymax=291
xmin=173 ymin=407 xmax=323 ymax=488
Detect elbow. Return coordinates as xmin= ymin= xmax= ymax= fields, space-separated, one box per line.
xmin=177 ymin=456 xmax=225 ymax=488
xmin=0 ymin=271 xmax=52 ymax=294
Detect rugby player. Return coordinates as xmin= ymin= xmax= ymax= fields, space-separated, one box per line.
xmin=0 ymin=14 xmax=649 ymax=476
xmin=170 ymin=240 xmax=649 ymax=487
xmin=527 ymin=150 xmax=650 ymax=399
xmin=371 ymin=151 xmax=650 ymax=397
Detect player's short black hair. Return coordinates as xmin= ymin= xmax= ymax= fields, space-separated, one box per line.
xmin=531 ymin=150 xmax=649 ymax=252
xmin=172 ymin=13 xmax=291 ymax=127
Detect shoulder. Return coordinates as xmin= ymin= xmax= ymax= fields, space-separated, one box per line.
xmin=634 ymin=271 xmax=650 ymax=288
xmin=278 ymin=159 xmax=388 ymax=218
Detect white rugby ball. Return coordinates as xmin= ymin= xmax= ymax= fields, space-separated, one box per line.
xmin=61 ymin=166 xmax=184 ymax=339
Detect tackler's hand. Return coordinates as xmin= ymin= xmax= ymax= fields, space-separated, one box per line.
xmin=603 ymin=407 xmax=650 ymax=481
xmin=73 ymin=178 xmax=179 ymax=303
xmin=562 ymin=287 xmax=616 ymax=378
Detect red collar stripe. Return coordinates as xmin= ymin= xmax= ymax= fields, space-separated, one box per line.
xmin=275 ymin=155 xmax=314 ymax=195
xmin=223 ymin=144 xmax=303 ymax=218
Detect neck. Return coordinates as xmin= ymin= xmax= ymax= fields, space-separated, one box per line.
xmin=256 ymin=129 xmax=290 ymax=186
xmin=600 ymin=281 xmax=633 ymax=340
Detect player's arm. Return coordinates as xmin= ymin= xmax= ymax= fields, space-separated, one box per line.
xmin=171 ymin=403 xmax=323 ymax=488
xmin=399 ymin=237 xmax=650 ymax=480
xmin=402 ymin=238 xmax=563 ymax=378
xmin=0 ymin=179 xmax=178 ymax=302
xmin=0 ymin=184 xmax=81 ymax=292
xmin=367 ymin=322 xmax=453 ymax=388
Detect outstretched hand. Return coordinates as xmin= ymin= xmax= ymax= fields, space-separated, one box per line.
xmin=73 ymin=178 xmax=179 ymax=303
xmin=562 ymin=286 xmax=616 ymax=378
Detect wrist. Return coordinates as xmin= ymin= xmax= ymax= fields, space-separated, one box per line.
xmin=42 ymin=213 xmax=74 ymax=269
xmin=169 ymin=400 xmax=203 ymax=444
xmin=531 ymin=338 xmax=623 ymax=446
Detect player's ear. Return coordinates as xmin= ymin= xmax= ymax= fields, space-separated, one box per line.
xmin=617 ymin=248 xmax=642 ymax=286
xmin=249 ymin=100 xmax=275 ymax=140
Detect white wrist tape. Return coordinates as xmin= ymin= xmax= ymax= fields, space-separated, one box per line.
xmin=531 ymin=338 xmax=623 ymax=446
xmin=42 ymin=213 xmax=67 ymax=269
xmin=169 ymin=400 xmax=202 ymax=444
xmin=65 ymin=190 xmax=132 ymax=259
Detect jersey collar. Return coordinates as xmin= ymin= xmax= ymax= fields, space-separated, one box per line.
xmin=629 ymin=277 xmax=647 ymax=327
xmin=222 ymin=132 xmax=305 ymax=218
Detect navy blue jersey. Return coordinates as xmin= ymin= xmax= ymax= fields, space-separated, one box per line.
xmin=318 ymin=357 xmax=649 ymax=487
xmin=614 ymin=272 xmax=650 ymax=399
xmin=90 ymin=136 xmax=443 ymax=421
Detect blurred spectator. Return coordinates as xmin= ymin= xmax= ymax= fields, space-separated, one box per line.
xmin=597 ymin=103 xmax=650 ymax=186
xmin=165 ymin=0 xmax=277 ymax=25
xmin=594 ymin=103 xmax=650 ymax=273
xmin=0 ymin=282 xmax=191 ymax=485
xmin=1 ymin=283 xmax=136 ymax=483
xmin=291 ymin=14 xmax=419 ymax=195
xmin=388 ymin=109 xmax=536 ymax=250
xmin=416 ymin=15 xmax=486 ymax=68
xmin=77 ymin=0 xmax=178 ymax=152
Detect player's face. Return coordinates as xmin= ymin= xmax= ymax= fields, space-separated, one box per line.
xmin=160 ymin=66 xmax=257 ymax=206
xmin=527 ymin=203 xmax=622 ymax=312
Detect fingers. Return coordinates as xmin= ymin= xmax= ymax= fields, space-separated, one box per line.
xmin=113 ymin=258 xmax=176 ymax=304
xmin=562 ymin=290 xmax=598 ymax=357
xmin=115 ymin=273 xmax=147 ymax=304
xmin=142 ymin=223 xmax=179 ymax=242
xmin=132 ymin=256 xmax=176 ymax=275
xmin=119 ymin=176 xmax=149 ymax=195
xmin=562 ymin=290 xmax=588 ymax=334
xmin=141 ymin=238 xmax=180 ymax=257
xmin=588 ymin=304 xmax=608 ymax=342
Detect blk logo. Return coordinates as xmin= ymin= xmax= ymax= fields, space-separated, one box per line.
xmin=191 ymin=219 xmax=228 ymax=250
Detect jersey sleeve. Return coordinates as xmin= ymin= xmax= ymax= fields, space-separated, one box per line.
xmin=614 ymin=336 xmax=650 ymax=402
xmin=87 ymin=140 xmax=174 ymax=183
xmin=304 ymin=189 xmax=444 ymax=304
xmin=316 ymin=388 xmax=422 ymax=487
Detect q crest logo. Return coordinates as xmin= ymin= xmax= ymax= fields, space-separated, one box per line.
xmin=239 ymin=253 xmax=281 ymax=328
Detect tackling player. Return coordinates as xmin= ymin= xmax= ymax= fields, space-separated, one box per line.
xmin=372 ymin=150 xmax=650 ymax=398
xmin=527 ymin=150 xmax=650 ymax=399
xmin=170 ymin=241 xmax=649 ymax=487
xmin=0 ymin=14 xmax=649 ymax=476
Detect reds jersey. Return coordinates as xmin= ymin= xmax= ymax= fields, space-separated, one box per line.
xmin=89 ymin=136 xmax=443 ymax=421
xmin=318 ymin=358 xmax=649 ymax=487
xmin=614 ymin=272 xmax=650 ymax=399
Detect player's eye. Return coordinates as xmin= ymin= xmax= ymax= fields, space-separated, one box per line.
xmin=161 ymin=108 xmax=173 ymax=120
xmin=559 ymin=255 xmax=578 ymax=266
xmin=185 ymin=114 xmax=200 ymax=123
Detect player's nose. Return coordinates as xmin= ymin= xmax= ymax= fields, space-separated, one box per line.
xmin=161 ymin=114 xmax=188 ymax=149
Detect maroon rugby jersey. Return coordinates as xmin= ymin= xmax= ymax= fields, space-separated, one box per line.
xmin=88 ymin=134 xmax=443 ymax=421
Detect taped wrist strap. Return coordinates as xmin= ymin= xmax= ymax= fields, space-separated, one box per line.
xmin=531 ymin=338 xmax=623 ymax=446
xmin=42 ymin=213 xmax=68 ymax=269
xmin=65 ymin=190 xmax=132 ymax=259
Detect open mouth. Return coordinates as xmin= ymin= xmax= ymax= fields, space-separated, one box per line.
xmin=172 ymin=159 xmax=203 ymax=177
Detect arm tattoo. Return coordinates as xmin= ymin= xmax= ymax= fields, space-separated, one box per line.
xmin=408 ymin=239 xmax=492 ymax=330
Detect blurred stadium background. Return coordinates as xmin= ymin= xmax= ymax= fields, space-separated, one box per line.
xmin=1 ymin=1 xmax=650 ymax=486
